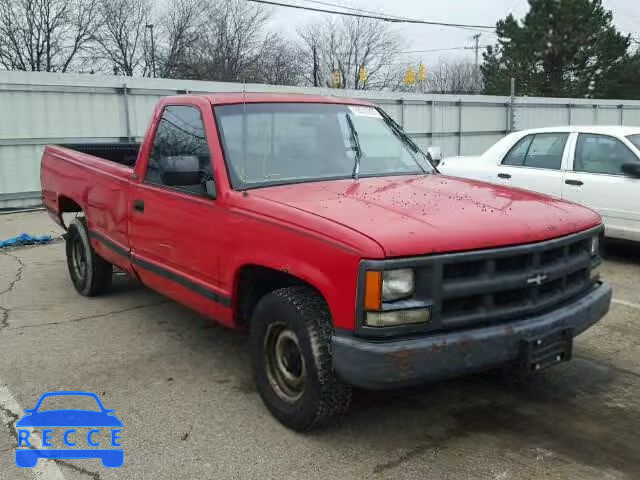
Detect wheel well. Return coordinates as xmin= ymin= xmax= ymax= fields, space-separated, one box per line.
xmin=58 ymin=195 xmax=82 ymax=213
xmin=57 ymin=196 xmax=83 ymax=230
xmin=235 ymin=265 xmax=321 ymax=329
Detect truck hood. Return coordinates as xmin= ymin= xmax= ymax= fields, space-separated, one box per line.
xmin=251 ymin=175 xmax=601 ymax=257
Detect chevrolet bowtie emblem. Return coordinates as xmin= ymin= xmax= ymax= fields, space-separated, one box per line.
xmin=526 ymin=273 xmax=548 ymax=286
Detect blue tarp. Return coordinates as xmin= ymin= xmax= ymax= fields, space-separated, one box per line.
xmin=0 ymin=233 xmax=53 ymax=248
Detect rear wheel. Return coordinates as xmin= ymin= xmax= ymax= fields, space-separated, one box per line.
xmin=249 ymin=286 xmax=352 ymax=431
xmin=65 ymin=217 xmax=112 ymax=296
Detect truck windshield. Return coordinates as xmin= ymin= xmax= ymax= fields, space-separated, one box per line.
xmin=214 ymin=103 xmax=434 ymax=189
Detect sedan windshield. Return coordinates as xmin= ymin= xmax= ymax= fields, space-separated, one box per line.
xmin=214 ymin=103 xmax=434 ymax=189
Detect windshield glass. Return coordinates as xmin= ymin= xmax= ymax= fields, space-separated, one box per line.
xmin=214 ymin=103 xmax=433 ymax=189
xmin=627 ymin=134 xmax=640 ymax=151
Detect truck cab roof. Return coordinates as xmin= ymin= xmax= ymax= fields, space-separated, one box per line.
xmin=167 ymin=92 xmax=376 ymax=107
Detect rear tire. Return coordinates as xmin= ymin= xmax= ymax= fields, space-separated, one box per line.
xmin=249 ymin=286 xmax=352 ymax=431
xmin=66 ymin=217 xmax=112 ymax=296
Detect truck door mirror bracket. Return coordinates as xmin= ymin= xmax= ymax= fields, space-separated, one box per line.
xmin=159 ymin=155 xmax=201 ymax=186
xmin=427 ymin=146 xmax=442 ymax=167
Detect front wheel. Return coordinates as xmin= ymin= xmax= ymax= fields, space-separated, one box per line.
xmin=249 ymin=286 xmax=352 ymax=431
xmin=65 ymin=217 xmax=113 ymax=296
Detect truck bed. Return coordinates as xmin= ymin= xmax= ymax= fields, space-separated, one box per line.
xmin=57 ymin=142 xmax=140 ymax=167
xmin=41 ymin=144 xmax=137 ymax=262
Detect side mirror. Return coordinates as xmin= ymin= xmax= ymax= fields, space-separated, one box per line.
xmin=427 ymin=146 xmax=442 ymax=167
xmin=621 ymin=162 xmax=640 ymax=178
xmin=159 ymin=156 xmax=201 ymax=186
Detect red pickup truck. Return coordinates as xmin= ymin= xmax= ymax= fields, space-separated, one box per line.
xmin=41 ymin=93 xmax=611 ymax=431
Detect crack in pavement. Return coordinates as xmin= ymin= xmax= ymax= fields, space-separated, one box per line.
xmin=0 ymin=404 xmax=19 ymax=444
xmin=8 ymin=300 xmax=172 ymax=331
xmin=0 ymin=251 xmax=25 ymax=333
xmin=54 ymin=459 xmax=102 ymax=480
xmin=2 ymin=392 xmax=101 ymax=479
xmin=372 ymin=443 xmax=431 ymax=474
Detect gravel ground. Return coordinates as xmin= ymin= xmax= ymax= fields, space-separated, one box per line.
xmin=1 ymin=211 xmax=639 ymax=480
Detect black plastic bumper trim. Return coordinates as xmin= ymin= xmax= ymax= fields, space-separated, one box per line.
xmin=333 ymin=282 xmax=611 ymax=389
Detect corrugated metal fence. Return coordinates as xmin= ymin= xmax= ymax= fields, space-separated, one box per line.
xmin=2 ymin=70 xmax=640 ymax=209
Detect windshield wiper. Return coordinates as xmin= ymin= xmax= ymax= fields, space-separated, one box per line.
xmin=379 ymin=109 xmax=420 ymax=153
xmin=345 ymin=113 xmax=362 ymax=180
xmin=378 ymin=109 xmax=430 ymax=173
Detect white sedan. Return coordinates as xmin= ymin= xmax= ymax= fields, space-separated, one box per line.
xmin=437 ymin=126 xmax=640 ymax=242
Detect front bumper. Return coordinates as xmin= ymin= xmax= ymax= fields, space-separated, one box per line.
xmin=332 ymin=282 xmax=611 ymax=389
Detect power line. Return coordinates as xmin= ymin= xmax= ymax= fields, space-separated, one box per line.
xmin=400 ymin=46 xmax=491 ymax=54
xmin=247 ymin=0 xmax=496 ymax=30
xmin=298 ymin=0 xmax=489 ymax=31
xmin=298 ymin=0 xmax=407 ymax=19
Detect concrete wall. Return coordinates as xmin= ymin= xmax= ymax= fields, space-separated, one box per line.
xmin=2 ymin=70 xmax=640 ymax=208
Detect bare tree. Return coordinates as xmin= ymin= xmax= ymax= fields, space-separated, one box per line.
xmin=249 ymin=33 xmax=305 ymax=86
xmin=421 ymin=58 xmax=483 ymax=94
xmin=156 ymin=0 xmax=206 ymax=79
xmin=155 ymin=0 xmax=274 ymax=83
xmin=93 ymin=0 xmax=152 ymax=76
xmin=195 ymin=0 xmax=271 ymax=82
xmin=0 ymin=0 xmax=100 ymax=72
xmin=298 ymin=17 xmax=405 ymax=90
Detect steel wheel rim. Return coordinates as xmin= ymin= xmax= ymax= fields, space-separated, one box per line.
xmin=264 ymin=323 xmax=306 ymax=403
xmin=71 ymin=235 xmax=87 ymax=280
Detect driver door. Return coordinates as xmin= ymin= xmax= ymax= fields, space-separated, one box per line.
xmin=129 ymin=104 xmax=231 ymax=323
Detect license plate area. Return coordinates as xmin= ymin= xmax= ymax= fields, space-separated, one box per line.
xmin=520 ymin=328 xmax=573 ymax=373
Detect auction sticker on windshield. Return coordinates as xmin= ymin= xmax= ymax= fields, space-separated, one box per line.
xmin=14 ymin=391 xmax=123 ymax=468
xmin=348 ymin=105 xmax=382 ymax=118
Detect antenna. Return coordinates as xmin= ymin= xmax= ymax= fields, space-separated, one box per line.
xmin=242 ymin=81 xmax=247 ymax=190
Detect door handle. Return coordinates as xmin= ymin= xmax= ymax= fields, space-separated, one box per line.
xmin=498 ymin=173 xmax=511 ymax=179
xmin=133 ymin=199 xmax=145 ymax=212
xmin=564 ymin=179 xmax=583 ymax=186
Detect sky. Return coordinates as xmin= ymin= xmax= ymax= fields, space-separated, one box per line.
xmin=264 ymin=0 xmax=640 ymax=65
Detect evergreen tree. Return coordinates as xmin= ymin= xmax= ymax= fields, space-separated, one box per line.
xmin=482 ymin=0 xmax=639 ymax=99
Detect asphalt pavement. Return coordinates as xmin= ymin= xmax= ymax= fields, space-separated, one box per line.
xmin=1 ymin=211 xmax=639 ymax=479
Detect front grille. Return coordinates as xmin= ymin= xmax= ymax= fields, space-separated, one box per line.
xmin=357 ymin=227 xmax=601 ymax=337
xmin=437 ymin=235 xmax=593 ymax=330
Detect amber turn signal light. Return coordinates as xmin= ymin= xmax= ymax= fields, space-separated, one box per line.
xmin=364 ymin=271 xmax=382 ymax=311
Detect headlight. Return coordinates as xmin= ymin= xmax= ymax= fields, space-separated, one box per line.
xmin=382 ymin=268 xmax=414 ymax=302
xmin=362 ymin=268 xmax=427 ymax=329
xmin=590 ymin=235 xmax=600 ymax=257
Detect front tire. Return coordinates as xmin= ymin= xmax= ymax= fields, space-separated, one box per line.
xmin=65 ymin=217 xmax=113 ymax=296
xmin=249 ymin=286 xmax=352 ymax=431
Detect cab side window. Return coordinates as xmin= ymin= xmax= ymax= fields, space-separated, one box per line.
xmin=502 ymin=133 xmax=568 ymax=170
xmin=574 ymin=133 xmax=639 ymax=175
xmin=523 ymin=133 xmax=568 ymax=170
xmin=502 ymin=135 xmax=532 ymax=166
xmin=145 ymin=106 xmax=214 ymax=195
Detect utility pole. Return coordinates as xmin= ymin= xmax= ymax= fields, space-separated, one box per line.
xmin=509 ymin=77 xmax=516 ymax=132
xmin=312 ymin=44 xmax=318 ymax=87
xmin=146 ymin=23 xmax=156 ymax=78
xmin=472 ymin=33 xmax=481 ymax=69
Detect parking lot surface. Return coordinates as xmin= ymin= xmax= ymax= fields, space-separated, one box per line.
xmin=1 ymin=211 xmax=639 ymax=479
